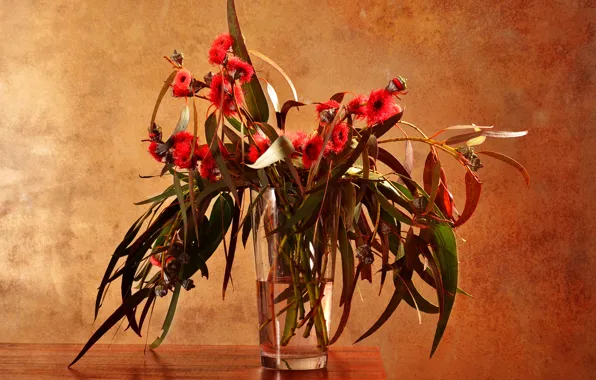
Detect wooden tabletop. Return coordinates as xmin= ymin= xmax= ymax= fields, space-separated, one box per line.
xmin=0 ymin=344 xmax=386 ymax=379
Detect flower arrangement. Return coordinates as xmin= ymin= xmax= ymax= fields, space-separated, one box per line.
xmin=70 ymin=0 xmax=528 ymax=368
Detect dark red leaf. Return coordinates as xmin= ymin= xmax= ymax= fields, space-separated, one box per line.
xmin=477 ymin=150 xmax=530 ymax=186
xmin=453 ymin=171 xmax=482 ymax=227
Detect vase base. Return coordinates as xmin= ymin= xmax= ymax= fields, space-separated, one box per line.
xmin=260 ymin=351 xmax=327 ymax=370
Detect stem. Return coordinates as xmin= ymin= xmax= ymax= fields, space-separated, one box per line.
xmin=378 ymin=136 xmax=463 ymax=161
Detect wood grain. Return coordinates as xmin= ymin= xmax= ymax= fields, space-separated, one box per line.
xmin=0 ymin=344 xmax=386 ymax=380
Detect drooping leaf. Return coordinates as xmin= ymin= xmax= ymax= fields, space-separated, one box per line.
xmin=477 ymin=151 xmax=530 ymax=186
xmin=453 ymin=171 xmax=482 ymax=227
xmin=134 ymin=186 xmax=177 ymax=205
xmin=172 ymin=168 xmax=188 ymax=239
xmin=374 ymin=187 xmax=413 ymax=225
xmin=277 ymin=100 xmax=306 ymax=130
xmin=149 ymin=71 xmax=177 ymax=131
xmin=150 ymin=283 xmax=181 ymax=349
xmin=222 ymin=189 xmax=244 ymax=300
xmin=338 ymin=222 xmax=354 ymax=306
xmin=403 ymin=278 xmax=439 ymax=314
xmin=427 ymin=223 xmax=458 ymax=357
xmin=95 ymin=208 xmax=153 ymax=319
xmin=70 ymin=288 xmax=152 ymax=367
xmin=205 ymin=112 xmax=239 ymax=203
xmin=138 ymin=292 xmax=156 ymax=332
xmin=329 ymin=265 xmax=361 ymax=345
xmin=249 ymin=49 xmax=299 ymax=101
xmin=227 ymin=0 xmax=269 ymax=122
xmin=354 ymin=273 xmax=404 ymax=343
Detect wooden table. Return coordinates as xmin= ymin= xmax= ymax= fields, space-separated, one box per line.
xmin=0 ymin=344 xmax=386 ymax=379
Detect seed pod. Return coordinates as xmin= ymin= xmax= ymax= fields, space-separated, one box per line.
xmin=386 ymin=76 xmax=407 ymax=94
xmin=181 ymin=279 xmax=195 ymax=291
xmin=155 ymin=285 xmax=168 ymax=298
xmin=356 ymin=244 xmax=374 ymax=265
xmin=170 ymin=50 xmax=184 ymax=66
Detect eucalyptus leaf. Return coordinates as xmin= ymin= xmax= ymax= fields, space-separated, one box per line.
xmin=150 ymin=283 xmax=181 ymax=349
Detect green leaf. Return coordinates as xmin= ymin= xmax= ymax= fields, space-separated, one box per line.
xmin=341 ymin=183 xmax=356 ymax=231
xmin=374 ymin=187 xmax=413 ymax=225
xmin=329 ymin=265 xmax=361 ymax=345
xmin=338 ymin=222 xmax=354 ymax=307
xmin=227 ymin=0 xmax=269 ymax=122
xmin=354 ymin=275 xmax=404 ymax=343
xmin=134 ymin=186 xmax=177 ymax=205
xmin=269 ymin=192 xmax=324 ymax=235
xmin=247 ymin=135 xmax=294 ymax=169
xmin=70 ymin=288 xmax=152 ymax=367
xmin=205 ymin=113 xmax=239 ymax=202
xmin=150 ymin=283 xmax=181 ymax=349
xmin=428 ymin=223 xmax=458 ymax=357
xmin=222 ymin=190 xmax=243 ymax=300
xmin=172 ymin=168 xmax=188 ymax=239
xmin=402 ymin=277 xmax=439 ymax=314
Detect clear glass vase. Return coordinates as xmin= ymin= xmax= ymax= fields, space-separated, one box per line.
xmin=252 ymin=188 xmax=336 ymax=370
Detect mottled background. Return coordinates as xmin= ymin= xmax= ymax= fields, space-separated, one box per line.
xmin=1 ymin=0 xmax=595 ymax=379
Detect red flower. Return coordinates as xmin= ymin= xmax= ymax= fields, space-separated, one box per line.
xmin=365 ymin=89 xmax=400 ymax=126
xmin=199 ymin=155 xmax=219 ymax=182
xmin=195 ymin=144 xmax=211 ymax=160
xmin=316 ymin=100 xmax=341 ymax=124
xmin=330 ymin=122 xmax=349 ymax=154
xmin=172 ymin=69 xmax=192 ymax=97
xmin=248 ymin=133 xmax=270 ymax=163
xmin=212 ymin=33 xmax=234 ymax=51
xmin=148 ymin=141 xmax=164 ymax=163
xmin=302 ymin=135 xmax=324 ymax=169
xmin=172 ymin=132 xmax=200 ymax=169
xmin=226 ymin=57 xmax=254 ymax=84
xmin=209 ymin=74 xmax=244 ymax=116
xmin=150 ymin=255 xmax=174 ymax=268
xmin=208 ymin=46 xmax=227 ymax=65
xmin=289 ymin=131 xmax=308 ymax=156
xmin=208 ymin=34 xmax=234 ymax=65
xmin=347 ymin=95 xmax=367 ymax=119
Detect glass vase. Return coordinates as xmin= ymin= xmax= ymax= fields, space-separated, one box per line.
xmin=252 ymin=188 xmax=337 ymax=370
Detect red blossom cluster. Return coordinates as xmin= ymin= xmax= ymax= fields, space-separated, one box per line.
xmin=147 ymin=33 xmax=407 ymax=179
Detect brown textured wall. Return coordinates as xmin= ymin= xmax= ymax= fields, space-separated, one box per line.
xmin=1 ymin=0 xmax=595 ymax=379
